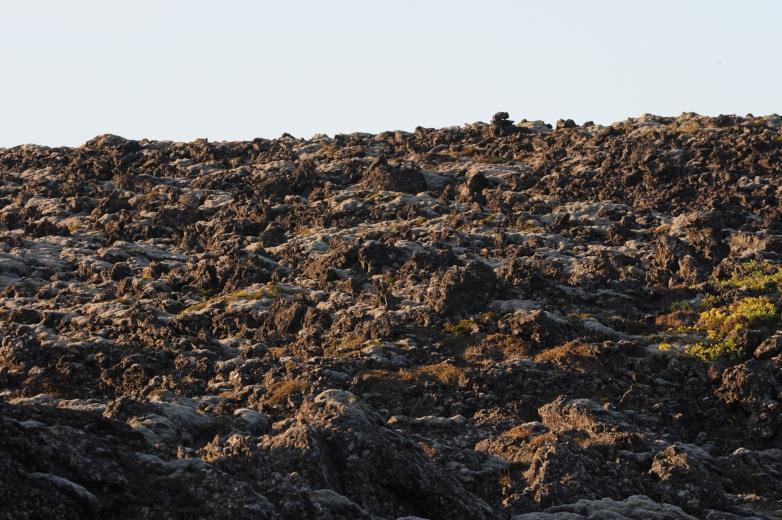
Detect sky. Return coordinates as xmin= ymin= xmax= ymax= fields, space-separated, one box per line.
xmin=1 ymin=1 xmax=780 ymax=147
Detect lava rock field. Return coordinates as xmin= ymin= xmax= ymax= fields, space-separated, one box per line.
xmin=1 ymin=112 xmax=782 ymax=519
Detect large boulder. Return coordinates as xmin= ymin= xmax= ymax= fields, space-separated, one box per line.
xmin=261 ymin=390 xmax=494 ymax=520
xmin=426 ymin=261 xmax=497 ymax=316
xmin=513 ymin=495 xmax=697 ymax=520
xmin=362 ymin=158 xmax=426 ymax=194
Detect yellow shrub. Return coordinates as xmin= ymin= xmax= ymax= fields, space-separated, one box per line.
xmin=720 ymin=260 xmax=782 ymax=291
xmin=686 ymin=338 xmax=741 ymax=362
xmin=696 ymin=296 xmax=776 ymax=335
xmin=687 ymin=296 xmax=777 ymax=361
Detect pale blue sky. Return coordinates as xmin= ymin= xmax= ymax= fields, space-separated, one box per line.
xmin=1 ymin=1 xmax=779 ymax=146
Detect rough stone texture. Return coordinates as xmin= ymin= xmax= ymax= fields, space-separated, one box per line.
xmin=1 ymin=113 xmax=782 ymax=518
xmin=512 ymin=495 xmax=698 ymax=519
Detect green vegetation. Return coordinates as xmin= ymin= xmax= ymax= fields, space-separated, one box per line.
xmin=697 ymin=296 xmax=776 ymax=332
xmin=685 ymin=337 xmax=741 ymax=361
xmin=719 ymin=260 xmax=782 ymax=291
xmin=669 ymin=294 xmax=721 ymax=313
xmin=685 ymin=296 xmax=777 ymax=361
xmin=443 ymin=319 xmax=477 ymax=335
xmin=655 ymin=260 xmax=782 ymax=362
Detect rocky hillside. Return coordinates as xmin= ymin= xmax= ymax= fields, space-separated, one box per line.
xmin=1 ymin=112 xmax=782 ymax=519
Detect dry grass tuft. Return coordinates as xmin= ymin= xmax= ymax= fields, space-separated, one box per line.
xmin=264 ymin=379 xmax=306 ymax=406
